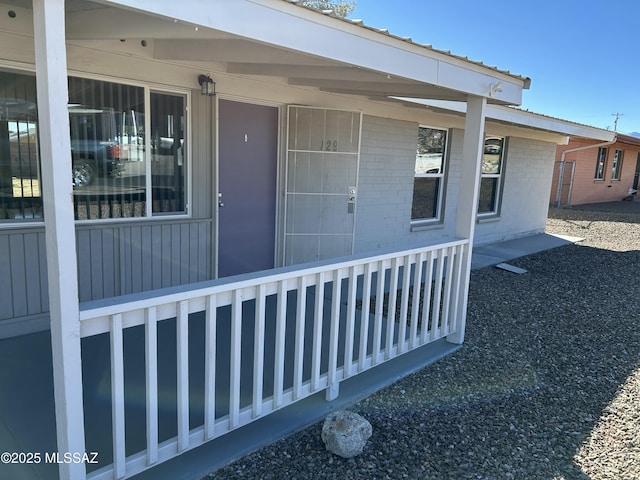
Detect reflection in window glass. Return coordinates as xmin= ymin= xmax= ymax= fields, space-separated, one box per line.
xmin=594 ymin=147 xmax=607 ymax=180
xmin=151 ymin=93 xmax=186 ymax=215
xmin=412 ymin=126 xmax=447 ymax=221
xmin=478 ymin=137 xmax=505 ymax=215
xmin=611 ymin=149 xmax=623 ymax=180
xmin=69 ymin=77 xmax=146 ymax=220
xmin=0 ymin=71 xmax=42 ymax=221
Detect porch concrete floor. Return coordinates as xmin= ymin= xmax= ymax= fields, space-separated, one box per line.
xmin=0 ymin=233 xmax=577 ymax=480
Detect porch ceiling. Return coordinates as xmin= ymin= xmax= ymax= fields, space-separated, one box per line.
xmin=51 ymin=0 xmax=528 ymax=105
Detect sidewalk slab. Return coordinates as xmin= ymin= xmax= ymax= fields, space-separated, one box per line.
xmin=471 ymin=233 xmax=583 ymax=270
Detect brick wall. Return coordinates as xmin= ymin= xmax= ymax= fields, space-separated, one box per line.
xmin=553 ymin=140 xmax=640 ymax=205
xmin=354 ymin=116 xmax=458 ymax=253
xmin=354 ymin=115 xmax=561 ymax=251
xmin=475 ymin=137 xmax=557 ymax=244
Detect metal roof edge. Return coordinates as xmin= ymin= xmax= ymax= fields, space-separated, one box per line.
xmin=281 ymin=0 xmax=530 ymax=86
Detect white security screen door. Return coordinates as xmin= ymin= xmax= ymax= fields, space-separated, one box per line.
xmin=284 ymin=106 xmax=362 ymax=265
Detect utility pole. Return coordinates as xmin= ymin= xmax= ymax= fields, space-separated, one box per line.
xmin=612 ymin=112 xmax=623 ymax=131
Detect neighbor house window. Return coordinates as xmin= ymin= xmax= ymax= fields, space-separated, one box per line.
xmin=411 ymin=126 xmax=448 ymax=222
xmin=478 ymin=136 xmax=506 ymax=215
xmin=69 ymin=77 xmax=187 ymax=220
xmin=611 ymin=149 xmax=623 ymax=180
xmin=0 ymin=70 xmax=42 ymax=222
xmin=594 ymin=147 xmax=607 ymax=180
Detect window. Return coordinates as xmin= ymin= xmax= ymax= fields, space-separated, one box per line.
xmin=594 ymin=147 xmax=607 ymax=180
xmin=411 ymin=126 xmax=448 ymax=222
xmin=1 ymin=71 xmax=189 ymax=223
xmin=149 ymin=92 xmax=187 ymax=215
xmin=478 ymin=136 xmax=506 ymax=215
xmin=611 ymin=149 xmax=623 ymax=180
xmin=70 ymin=77 xmax=187 ymax=220
xmin=0 ymin=70 xmax=42 ymax=222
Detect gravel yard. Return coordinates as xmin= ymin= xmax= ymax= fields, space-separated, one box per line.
xmin=208 ymin=202 xmax=640 ymax=480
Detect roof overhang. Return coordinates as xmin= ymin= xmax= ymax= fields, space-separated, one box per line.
xmin=392 ymin=98 xmax=615 ymax=142
xmin=56 ymin=0 xmax=529 ymax=106
xmin=615 ymin=133 xmax=640 ymax=147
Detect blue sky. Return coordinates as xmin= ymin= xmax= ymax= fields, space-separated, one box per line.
xmin=349 ymin=1 xmax=640 ymax=134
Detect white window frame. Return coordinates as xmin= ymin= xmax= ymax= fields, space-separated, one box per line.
xmin=411 ymin=125 xmax=449 ymax=227
xmin=478 ymin=136 xmax=506 ymax=218
xmin=65 ymin=73 xmax=192 ymax=223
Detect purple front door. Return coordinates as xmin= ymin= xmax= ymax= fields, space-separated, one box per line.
xmin=218 ymin=100 xmax=278 ymax=277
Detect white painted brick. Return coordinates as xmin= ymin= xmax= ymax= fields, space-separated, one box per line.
xmin=354 ymin=118 xmax=559 ymax=252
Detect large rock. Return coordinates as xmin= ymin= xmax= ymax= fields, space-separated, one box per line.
xmin=321 ymin=410 xmax=372 ymax=458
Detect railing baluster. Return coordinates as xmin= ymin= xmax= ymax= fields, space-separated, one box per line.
xmin=177 ymin=300 xmax=189 ymax=451
xmin=398 ymin=255 xmax=412 ymax=353
xmin=230 ymin=291 xmax=242 ymax=428
xmin=204 ymin=295 xmax=217 ymax=439
xmin=431 ymin=249 xmax=445 ymax=341
xmin=311 ymin=271 xmax=325 ymax=391
xmin=274 ymin=280 xmax=288 ymax=407
xmin=385 ymin=258 xmax=399 ymax=359
xmin=293 ymin=276 xmax=307 ymax=400
xmin=145 ymin=307 xmax=158 ymax=465
xmin=410 ymin=253 xmax=424 ymax=348
xmin=326 ymin=269 xmax=342 ymax=401
xmin=441 ymin=247 xmax=456 ymax=334
xmin=358 ymin=262 xmax=373 ymax=370
xmin=110 ymin=313 xmax=126 ymax=479
xmin=253 ymin=285 xmax=266 ymax=417
xmin=343 ymin=266 xmax=357 ymax=377
xmin=372 ymin=260 xmax=385 ymax=365
xmin=420 ymin=251 xmax=435 ymax=344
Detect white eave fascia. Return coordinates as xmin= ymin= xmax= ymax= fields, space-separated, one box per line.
xmin=96 ymin=0 xmax=527 ymax=105
xmin=488 ymin=105 xmax=615 ymax=141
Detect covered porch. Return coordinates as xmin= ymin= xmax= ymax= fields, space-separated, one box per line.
xmin=6 ymin=0 xmax=530 ymax=479
xmin=0 ymin=231 xmax=578 ymax=480
xmin=2 ymin=240 xmax=467 ymax=480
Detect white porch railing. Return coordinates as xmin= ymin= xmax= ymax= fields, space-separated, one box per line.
xmin=80 ymin=239 xmax=469 ymax=480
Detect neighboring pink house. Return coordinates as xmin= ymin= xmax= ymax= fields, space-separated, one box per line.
xmin=551 ymin=133 xmax=640 ymax=206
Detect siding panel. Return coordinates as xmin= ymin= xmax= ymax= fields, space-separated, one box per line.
xmin=89 ymin=229 xmax=104 ymax=301
xmin=38 ymin=232 xmax=49 ymax=312
xmin=152 ymin=225 xmax=163 ymax=291
xmin=1 ymin=220 xmax=211 ymax=331
xmin=0 ymin=235 xmax=13 ymax=320
xmin=181 ymin=223 xmax=191 ymax=284
xmin=9 ymin=234 xmax=27 ymax=318
xmin=77 ymin=229 xmax=92 ymax=302
xmin=141 ymin=225 xmax=154 ymax=292
xmin=121 ymin=227 xmax=132 ymax=295
xmin=23 ymin=232 xmax=42 ymax=315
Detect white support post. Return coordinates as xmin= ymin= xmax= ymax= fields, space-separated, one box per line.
xmin=33 ymin=1 xmax=86 ymax=480
xmin=33 ymin=0 xmax=86 ymax=480
xmin=446 ymin=95 xmax=487 ymax=345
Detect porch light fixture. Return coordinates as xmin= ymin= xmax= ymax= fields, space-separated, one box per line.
xmin=198 ymin=74 xmax=216 ymax=96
